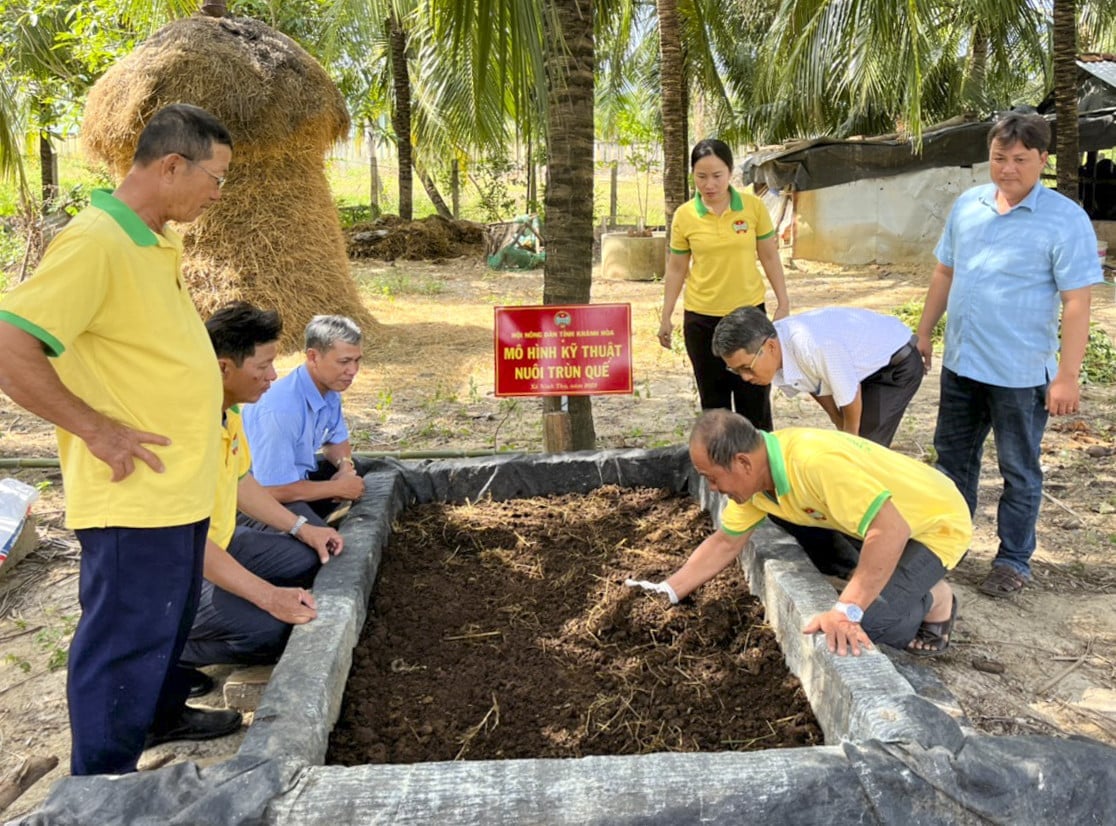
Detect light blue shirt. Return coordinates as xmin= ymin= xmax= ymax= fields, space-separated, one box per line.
xmin=241 ymin=364 xmax=349 ymax=486
xmin=934 ymin=181 xmax=1102 ymax=387
xmin=773 ymin=308 xmax=913 ymax=408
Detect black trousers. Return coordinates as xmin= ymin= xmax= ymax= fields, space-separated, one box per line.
xmin=304 ymin=455 xmax=375 ymax=519
xmin=772 ymin=338 xmax=924 ymax=577
xmin=683 ymin=308 xmax=772 ymax=429
xmin=181 ymin=523 xmax=322 ymax=667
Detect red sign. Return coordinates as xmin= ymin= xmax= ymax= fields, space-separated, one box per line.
xmin=494 ymin=304 xmax=633 ymax=397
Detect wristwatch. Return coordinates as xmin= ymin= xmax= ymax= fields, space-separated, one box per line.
xmin=288 ymin=515 xmax=308 ymax=537
xmin=834 ymin=601 xmax=864 ymax=623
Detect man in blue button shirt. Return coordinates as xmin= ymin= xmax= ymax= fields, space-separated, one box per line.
xmin=916 ymin=112 xmax=1103 ymax=599
xmin=242 ymin=315 xmax=369 ymax=520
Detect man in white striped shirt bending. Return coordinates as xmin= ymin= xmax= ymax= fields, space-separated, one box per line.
xmin=712 ymin=305 xmax=922 ymax=447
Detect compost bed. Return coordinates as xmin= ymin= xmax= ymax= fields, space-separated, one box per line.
xmin=21 ymin=451 xmax=1116 ymax=826
xmin=327 ymin=486 xmax=821 ymax=765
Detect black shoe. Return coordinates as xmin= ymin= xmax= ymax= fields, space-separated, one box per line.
xmin=185 ymin=668 xmax=216 ymax=699
xmin=144 ymin=707 xmax=243 ymax=749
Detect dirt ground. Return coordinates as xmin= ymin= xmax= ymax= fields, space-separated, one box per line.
xmin=327 ymin=487 xmax=821 ymax=765
xmin=1 ymin=250 xmax=1115 ymax=817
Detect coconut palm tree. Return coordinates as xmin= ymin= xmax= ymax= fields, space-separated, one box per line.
xmin=657 ymin=0 xmax=686 ymax=226
xmin=750 ymin=0 xmax=1049 ymax=143
xmin=1054 ymin=0 xmax=1080 ymax=200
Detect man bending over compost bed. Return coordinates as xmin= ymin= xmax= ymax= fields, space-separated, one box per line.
xmin=242 ymin=314 xmax=371 ymax=522
xmin=627 ymin=409 xmax=969 ymax=657
xmin=168 ymin=303 xmax=345 ymax=705
xmin=709 ymin=304 xmax=924 ymax=579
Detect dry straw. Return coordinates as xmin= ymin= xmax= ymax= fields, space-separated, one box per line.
xmin=81 ymin=14 xmax=376 ymax=352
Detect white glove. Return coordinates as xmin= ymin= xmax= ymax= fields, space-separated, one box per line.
xmin=624 ymin=578 xmax=680 ymax=604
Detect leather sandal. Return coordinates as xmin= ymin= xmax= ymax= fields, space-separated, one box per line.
xmin=906 ymin=595 xmax=958 ymax=657
xmin=979 ymin=566 xmax=1027 ymax=598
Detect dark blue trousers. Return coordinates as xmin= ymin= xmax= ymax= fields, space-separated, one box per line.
xmin=181 ymin=525 xmax=321 ymax=667
xmin=934 ymin=368 xmax=1048 ymax=578
xmin=69 ymin=520 xmax=208 ymax=775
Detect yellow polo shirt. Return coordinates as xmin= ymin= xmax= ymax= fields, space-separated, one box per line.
xmin=0 ymin=189 xmax=222 ymax=529
xmin=209 ymin=407 xmax=252 ymax=550
xmin=720 ymin=428 xmax=971 ymax=568
xmin=669 ymin=186 xmax=775 ymax=316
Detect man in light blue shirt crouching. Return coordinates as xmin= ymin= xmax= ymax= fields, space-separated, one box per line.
xmin=242 ymin=315 xmax=371 ymax=522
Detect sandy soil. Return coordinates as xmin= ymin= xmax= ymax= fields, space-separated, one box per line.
xmin=1 ymin=252 xmax=1114 ymax=818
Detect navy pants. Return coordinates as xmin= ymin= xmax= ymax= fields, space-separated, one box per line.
xmin=181 ymin=525 xmax=322 ymax=667
xmin=303 ymin=454 xmax=374 ymax=520
xmin=69 ymin=521 xmax=208 ymax=775
xmin=934 ymin=368 xmax=1048 ymax=578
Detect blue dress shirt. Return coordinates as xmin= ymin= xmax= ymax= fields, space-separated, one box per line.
xmin=241 ymin=364 xmax=349 ymax=486
xmin=934 ymin=181 xmax=1102 ymax=388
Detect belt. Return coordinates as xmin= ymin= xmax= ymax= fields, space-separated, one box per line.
xmin=888 ymin=334 xmax=920 ymax=367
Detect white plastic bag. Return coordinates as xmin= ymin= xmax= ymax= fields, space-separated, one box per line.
xmin=0 ymin=477 xmax=39 ymax=563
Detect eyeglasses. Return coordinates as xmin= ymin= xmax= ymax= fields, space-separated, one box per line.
xmin=183 ymin=156 xmax=226 ymax=189
xmin=725 ymin=337 xmax=771 ymax=376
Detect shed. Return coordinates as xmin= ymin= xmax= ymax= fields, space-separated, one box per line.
xmin=742 ymin=64 xmax=1116 ymax=265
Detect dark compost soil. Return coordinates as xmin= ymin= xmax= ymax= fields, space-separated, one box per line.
xmin=327 ymin=486 xmax=822 ymax=766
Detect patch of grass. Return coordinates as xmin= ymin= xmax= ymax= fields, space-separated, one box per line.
xmin=34 ymin=617 xmax=76 ymax=671
xmin=357 ymin=268 xmax=446 ymax=298
xmin=892 ymin=299 xmax=942 ymax=345
xmin=1080 ymin=323 xmax=1116 ymax=386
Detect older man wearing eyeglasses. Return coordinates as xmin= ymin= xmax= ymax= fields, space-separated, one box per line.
xmin=0 ymin=104 xmax=240 ymax=775
xmin=711 ymin=305 xmax=924 ymax=579
xmin=713 ymin=305 xmax=922 ymax=447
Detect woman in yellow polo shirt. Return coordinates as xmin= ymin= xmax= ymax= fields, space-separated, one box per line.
xmin=658 ymin=139 xmax=790 ymax=428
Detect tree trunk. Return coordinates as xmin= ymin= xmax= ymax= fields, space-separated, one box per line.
xmin=963 ymin=25 xmax=988 ymax=117
xmin=389 ymin=15 xmax=414 ymax=220
xmin=38 ymin=129 xmax=57 ymax=211
xmin=415 ymin=161 xmax=454 ymax=218
xmin=367 ymin=121 xmax=381 ymax=218
xmin=657 ymin=0 xmax=688 ymax=229
xmin=542 ymin=0 xmax=596 ymax=450
xmin=451 ymin=159 xmax=460 ymax=217
xmin=1053 ymin=0 xmax=1079 ymax=202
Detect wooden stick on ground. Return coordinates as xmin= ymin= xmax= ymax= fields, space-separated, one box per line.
xmin=1035 ymin=641 xmax=1092 ymax=695
xmin=1042 ymin=489 xmax=1086 ymax=523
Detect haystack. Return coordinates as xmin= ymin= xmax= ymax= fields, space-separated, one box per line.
xmin=81 ymin=14 xmax=375 ymax=352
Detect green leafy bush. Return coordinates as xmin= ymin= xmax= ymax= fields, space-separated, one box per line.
xmin=891 ymin=299 xmax=943 ymax=345
xmin=1081 ymin=323 xmax=1116 ymax=386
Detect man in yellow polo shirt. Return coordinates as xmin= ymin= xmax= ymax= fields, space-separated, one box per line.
xmin=627 ymin=409 xmax=968 ymax=657
xmin=0 ymin=104 xmax=239 ymax=775
xmin=172 ymin=303 xmax=344 ymax=695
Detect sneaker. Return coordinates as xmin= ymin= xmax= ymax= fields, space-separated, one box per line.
xmin=144 ymin=707 xmax=242 ymax=749
xmin=185 ymin=668 xmax=216 ymax=699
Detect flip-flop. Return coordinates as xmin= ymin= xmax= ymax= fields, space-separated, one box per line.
xmin=906 ymin=595 xmax=958 ymax=658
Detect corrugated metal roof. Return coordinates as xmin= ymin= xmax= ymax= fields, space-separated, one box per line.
xmin=1078 ymin=56 xmax=1116 ymax=89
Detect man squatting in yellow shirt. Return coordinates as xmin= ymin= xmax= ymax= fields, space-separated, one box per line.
xmin=167 ymin=303 xmax=344 ymax=705
xmin=628 ymin=409 xmax=970 ymax=657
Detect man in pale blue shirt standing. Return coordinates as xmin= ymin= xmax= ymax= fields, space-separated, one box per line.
xmin=917 ymin=112 xmax=1103 ymax=599
xmin=242 ymin=315 xmax=370 ymax=520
